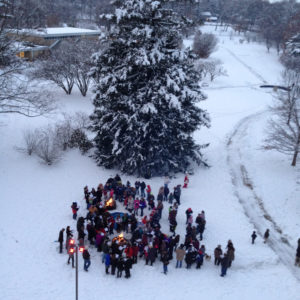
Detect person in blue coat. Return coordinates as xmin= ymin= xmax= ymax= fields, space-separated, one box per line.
xmin=196 ymin=246 xmax=205 ymax=269
xmin=105 ymin=253 xmax=111 ymax=274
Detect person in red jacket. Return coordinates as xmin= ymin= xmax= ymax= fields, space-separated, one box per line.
xmin=146 ymin=185 xmax=151 ymax=199
xmin=132 ymin=243 xmax=139 ymax=263
xmin=71 ymin=202 xmax=79 ymax=220
xmin=125 ymin=245 xmax=133 ymax=258
xmin=183 ymin=173 xmax=189 ymax=188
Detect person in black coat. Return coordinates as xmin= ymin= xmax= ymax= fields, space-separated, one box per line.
xmin=77 ymin=217 xmax=85 ymax=232
xmin=65 ymin=226 xmax=73 ymax=250
xmin=111 ymin=254 xmax=118 ymax=275
xmin=96 ymin=187 xmax=102 ymax=203
xmin=58 ymin=228 xmax=65 ymax=253
xmin=86 ymin=222 xmax=96 ymax=245
xmin=117 ymin=257 xmax=124 ymax=278
xmin=124 ymin=257 xmax=133 ymax=278
xmin=185 ymin=248 xmax=194 ymax=269
xmin=220 ymin=253 xmax=229 ymax=277
xmin=161 ymin=251 xmax=169 ymax=274
xmin=140 ymin=181 xmax=146 ymax=197
xmin=78 ymin=228 xmax=85 ymax=246
xmin=195 ymin=215 xmax=206 ymax=240
xmin=251 ymin=231 xmax=257 ymax=244
xmin=146 ymin=246 xmax=156 ymax=266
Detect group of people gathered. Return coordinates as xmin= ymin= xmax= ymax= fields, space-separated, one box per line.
xmin=58 ymin=173 xmax=236 ymax=278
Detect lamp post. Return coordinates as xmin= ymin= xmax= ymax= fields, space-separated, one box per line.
xmin=68 ymin=239 xmax=84 ymax=300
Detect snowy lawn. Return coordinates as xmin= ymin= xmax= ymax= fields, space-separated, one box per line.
xmin=0 ymin=25 xmax=299 ymax=300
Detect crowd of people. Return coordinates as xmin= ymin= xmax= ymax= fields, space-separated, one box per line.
xmin=58 ymin=173 xmax=300 ymax=278
xmin=58 ymin=173 xmax=230 ymax=277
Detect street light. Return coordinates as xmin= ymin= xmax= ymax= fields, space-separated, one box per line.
xmin=68 ymin=239 xmax=84 ymax=300
xmin=260 ymin=84 xmax=292 ymax=92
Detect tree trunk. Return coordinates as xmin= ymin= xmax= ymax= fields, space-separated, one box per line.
xmin=291 ymin=150 xmax=298 ymax=166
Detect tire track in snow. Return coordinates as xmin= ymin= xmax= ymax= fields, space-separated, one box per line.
xmin=226 ymin=110 xmax=300 ymax=281
xmin=224 ymin=47 xmax=268 ymax=84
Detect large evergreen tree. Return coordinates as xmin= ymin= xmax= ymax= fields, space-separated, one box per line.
xmin=90 ymin=0 xmax=210 ymax=177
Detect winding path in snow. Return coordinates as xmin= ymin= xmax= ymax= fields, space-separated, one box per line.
xmin=219 ymin=44 xmax=300 ymax=281
xmin=224 ymin=47 xmax=268 ymax=84
xmin=226 ymin=110 xmax=300 ymax=281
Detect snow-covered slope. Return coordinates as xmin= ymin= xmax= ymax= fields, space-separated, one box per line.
xmin=0 ymin=25 xmax=299 ymax=300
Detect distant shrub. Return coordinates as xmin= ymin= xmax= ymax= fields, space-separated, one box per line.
xmin=193 ymin=31 xmax=218 ymax=59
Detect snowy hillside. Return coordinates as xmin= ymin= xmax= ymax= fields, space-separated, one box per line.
xmin=0 ymin=25 xmax=299 ymax=300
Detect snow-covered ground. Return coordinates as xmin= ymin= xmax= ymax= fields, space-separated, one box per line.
xmin=1 ymin=25 xmax=299 ymax=300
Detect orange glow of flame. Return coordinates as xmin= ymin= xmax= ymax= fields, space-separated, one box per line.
xmin=106 ymin=198 xmax=114 ymax=206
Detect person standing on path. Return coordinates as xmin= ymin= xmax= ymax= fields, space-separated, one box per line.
xmin=251 ymin=231 xmax=257 ymax=244
xmin=264 ymin=229 xmax=270 ymax=243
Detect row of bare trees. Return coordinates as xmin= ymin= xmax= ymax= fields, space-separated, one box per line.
xmin=19 ymin=112 xmax=92 ymax=165
xmin=265 ymin=57 xmax=300 ymax=166
xmin=32 ymin=39 xmax=99 ymax=96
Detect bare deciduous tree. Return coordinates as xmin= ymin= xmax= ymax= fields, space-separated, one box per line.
xmin=16 ymin=128 xmax=41 ymax=155
xmin=33 ymin=39 xmax=99 ymax=96
xmin=36 ymin=126 xmax=62 ymax=165
xmin=264 ymin=69 xmax=300 ymax=166
xmin=69 ymin=111 xmax=91 ymax=130
xmin=33 ymin=41 xmax=75 ymax=95
xmin=194 ymin=58 xmax=227 ymax=82
xmin=73 ymin=40 xmax=98 ymax=96
xmin=22 ymin=128 xmax=41 ymax=155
